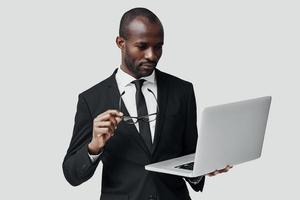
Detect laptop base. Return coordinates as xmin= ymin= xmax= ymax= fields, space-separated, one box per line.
xmin=145 ymin=154 xmax=197 ymax=177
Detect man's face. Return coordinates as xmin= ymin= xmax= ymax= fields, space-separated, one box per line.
xmin=117 ymin=17 xmax=164 ymax=79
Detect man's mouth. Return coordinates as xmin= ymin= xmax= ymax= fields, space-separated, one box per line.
xmin=141 ymin=62 xmax=156 ymax=68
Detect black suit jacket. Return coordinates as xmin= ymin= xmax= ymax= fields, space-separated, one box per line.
xmin=63 ymin=69 xmax=205 ymax=200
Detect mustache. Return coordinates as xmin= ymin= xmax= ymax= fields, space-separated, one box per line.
xmin=140 ymin=61 xmax=157 ymax=67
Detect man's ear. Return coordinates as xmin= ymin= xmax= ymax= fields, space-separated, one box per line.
xmin=116 ymin=36 xmax=125 ymax=49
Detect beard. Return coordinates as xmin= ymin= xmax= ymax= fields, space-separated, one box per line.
xmin=124 ymin=51 xmax=157 ymax=79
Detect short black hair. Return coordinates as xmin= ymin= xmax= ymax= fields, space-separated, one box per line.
xmin=119 ymin=7 xmax=163 ymax=39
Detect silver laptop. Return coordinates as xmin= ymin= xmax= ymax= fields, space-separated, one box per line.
xmin=145 ymin=96 xmax=271 ymax=177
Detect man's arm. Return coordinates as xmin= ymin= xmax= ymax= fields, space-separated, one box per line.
xmin=182 ymin=83 xmax=206 ymax=192
xmin=62 ymin=94 xmax=100 ymax=186
xmin=62 ymin=94 xmax=122 ymax=186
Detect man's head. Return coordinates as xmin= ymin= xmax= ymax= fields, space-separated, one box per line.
xmin=116 ymin=7 xmax=164 ymax=79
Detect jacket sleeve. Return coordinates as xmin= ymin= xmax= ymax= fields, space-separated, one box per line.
xmin=183 ymin=83 xmax=206 ymax=192
xmin=62 ymin=94 xmax=102 ymax=186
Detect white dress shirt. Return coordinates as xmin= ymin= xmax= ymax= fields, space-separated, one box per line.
xmin=115 ymin=66 xmax=158 ymax=142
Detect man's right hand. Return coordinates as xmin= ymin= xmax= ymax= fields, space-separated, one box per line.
xmin=88 ymin=109 xmax=123 ymax=155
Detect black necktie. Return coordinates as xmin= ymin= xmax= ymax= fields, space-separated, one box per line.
xmin=132 ymin=79 xmax=152 ymax=151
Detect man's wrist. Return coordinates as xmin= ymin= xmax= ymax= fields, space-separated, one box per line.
xmin=88 ymin=142 xmax=103 ymax=155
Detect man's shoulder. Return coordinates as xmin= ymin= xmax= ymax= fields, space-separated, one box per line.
xmin=156 ymin=69 xmax=193 ymax=88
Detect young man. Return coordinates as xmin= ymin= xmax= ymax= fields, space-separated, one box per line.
xmin=63 ymin=7 xmax=230 ymax=200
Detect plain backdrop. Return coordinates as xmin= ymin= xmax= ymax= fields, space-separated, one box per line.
xmin=0 ymin=0 xmax=299 ymax=199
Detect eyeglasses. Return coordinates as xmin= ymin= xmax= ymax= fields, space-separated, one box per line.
xmin=118 ymin=88 xmax=159 ymax=124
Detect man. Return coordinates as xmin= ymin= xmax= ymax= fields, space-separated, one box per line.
xmin=63 ymin=7 xmax=231 ymax=200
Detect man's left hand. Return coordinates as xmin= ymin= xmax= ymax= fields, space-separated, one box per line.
xmin=207 ymin=165 xmax=233 ymax=177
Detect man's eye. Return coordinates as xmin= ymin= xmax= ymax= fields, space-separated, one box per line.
xmin=137 ymin=45 xmax=147 ymax=50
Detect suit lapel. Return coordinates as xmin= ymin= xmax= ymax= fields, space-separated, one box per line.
xmin=152 ymin=69 xmax=168 ymax=155
xmin=105 ymin=69 xmax=151 ymax=156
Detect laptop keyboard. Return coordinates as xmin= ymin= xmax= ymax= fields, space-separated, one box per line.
xmin=175 ymin=162 xmax=194 ymax=170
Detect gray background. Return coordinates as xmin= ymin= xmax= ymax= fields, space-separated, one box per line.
xmin=0 ymin=0 xmax=299 ymax=199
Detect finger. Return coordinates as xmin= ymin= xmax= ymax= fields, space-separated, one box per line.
xmin=94 ymin=110 xmax=123 ymax=122
xmin=101 ymin=129 xmax=115 ymax=140
xmin=94 ymin=114 xmax=107 ymax=123
xmin=223 ymin=165 xmax=232 ymax=171
xmin=94 ymin=120 xmax=114 ymax=128
xmin=208 ymin=172 xmax=218 ymax=177
xmin=108 ymin=115 xmax=117 ymax=128
xmin=218 ymin=165 xmax=232 ymax=174
xmin=207 ymin=172 xmax=213 ymax=177
xmin=96 ymin=132 xmax=113 ymax=142
xmin=207 ymin=173 xmax=215 ymax=177
xmin=94 ymin=127 xmax=114 ymax=136
xmin=98 ymin=112 xmax=123 ymax=122
xmin=94 ymin=118 xmax=116 ymax=128
xmin=103 ymin=116 xmax=117 ymax=132
xmin=219 ymin=168 xmax=229 ymax=173
xmin=118 ymin=111 xmax=124 ymax=117
xmin=108 ymin=115 xmax=123 ymax=130
xmin=115 ymin=116 xmax=122 ymax=124
xmin=207 ymin=170 xmax=219 ymax=176
xmin=219 ymin=169 xmax=228 ymax=173
xmin=214 ymin=171 xmax=220 ymax=176
xmin=104 ymin=109 xmax=123 ymax=117
xmin=94 ymin=116 xmax=118 ymax=130
xmin=98 ymin=113 xmax=114 ymax=121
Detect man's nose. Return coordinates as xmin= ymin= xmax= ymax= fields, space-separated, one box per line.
xmin=144 ymin=48 xmax=157 ymax=61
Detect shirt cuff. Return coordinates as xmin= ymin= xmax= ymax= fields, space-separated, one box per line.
xmin=187 ymin=176 xmax=203 ymax=184
xmin=88 ymin=151 xmax=103 ymax=163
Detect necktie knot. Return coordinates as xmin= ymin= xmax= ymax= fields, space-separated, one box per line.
xmin=132 ymin=79 xmax=146 ymax=91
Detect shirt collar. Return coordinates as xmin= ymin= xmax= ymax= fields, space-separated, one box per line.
xmin=116 ymin=66 xmax=156 ymax=89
